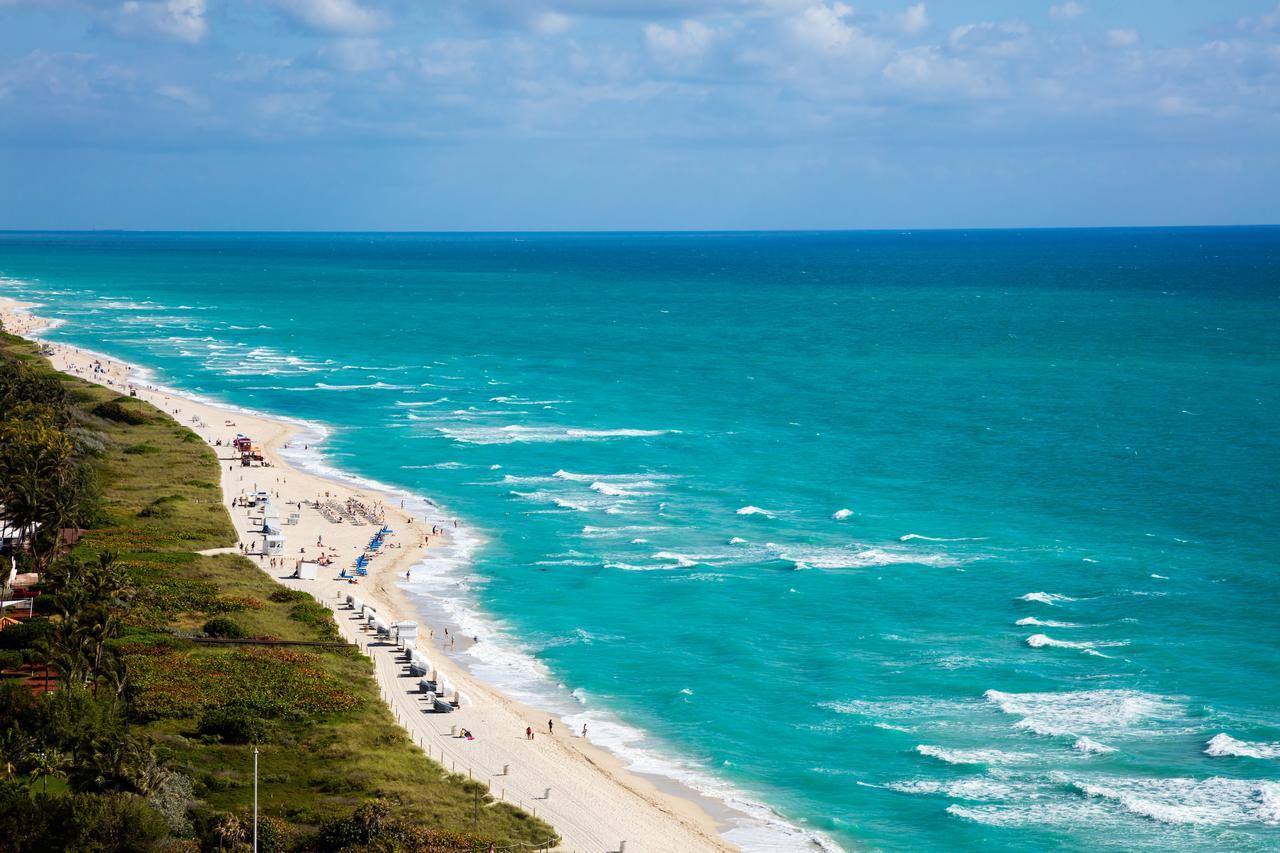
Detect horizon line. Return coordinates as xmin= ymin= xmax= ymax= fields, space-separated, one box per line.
xmin=1 ymin=224 xmax=1278 ymax=236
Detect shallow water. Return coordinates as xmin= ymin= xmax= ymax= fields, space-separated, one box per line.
xmin=3 ymin=228 xmax=1278 ymax=851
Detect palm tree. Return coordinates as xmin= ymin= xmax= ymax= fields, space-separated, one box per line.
xmin=26 ymin=748 xmax=69 ymax=794
xmin=211 ymin=812 xmax=243 ymax=851
xmin=0 ymin=726 xmax=34 ymax=780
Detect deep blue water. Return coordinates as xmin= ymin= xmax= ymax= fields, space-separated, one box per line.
xmin=3 ymin=229 xmax=1278 ymax=851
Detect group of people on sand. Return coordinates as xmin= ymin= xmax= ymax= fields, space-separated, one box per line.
xmin=457 ymin=719 xmax=591 ymax=744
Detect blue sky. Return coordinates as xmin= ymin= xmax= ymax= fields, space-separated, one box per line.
xmin=1 ymin=1 xmax=1277 ymax=229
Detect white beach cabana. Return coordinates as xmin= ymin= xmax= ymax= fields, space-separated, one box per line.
xmin=392 ymin=620 xmax=418 ymax=648
xmin=264 ymin=532 xmax=286 ymax=556
xmin=294 ymin=562 xmax=317 ymax=580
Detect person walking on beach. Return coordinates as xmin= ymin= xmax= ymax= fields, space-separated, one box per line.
xmin=582 ymin=723 xmax=588 ymax=738
xmin=547 ymin=719 xmax=553 ymax=735
xmin=526 ymin=726 xmax=533 ymax=740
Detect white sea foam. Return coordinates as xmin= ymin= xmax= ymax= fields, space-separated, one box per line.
xmin=873 ymin=722 xmax=915 ymax=733
xmin=569 ymin=428 xmax=674 ymax=438
xmin=651 ymin=551 xmax=699 ymax=568
xmin=985 ymin=689 xmax=1183 ymax=737
xmin=1025 ymin=633 xmax=1115 ymax=656
xmin=579 ymin=524 xmax=665 ymax=539
xmin=1204 ymin=733 xmax=1280 ymax=759
xmin=1073 ymin=737 xmax=1118 ymax=755
xmin=488 ymin=395 xmax=571 ymax=405
xmin=886 ymin=778 xmax=1020 ymax=800
xmin=438 ymin=425 xmax=675 ymax=444
xmin=1071 ymin=776 xmax=1280 ymax=826
xmin=1019 ymin=592 xmax=1077 ymax=605
xmin=832 ymin=508 xmax=854 ymax=520
xmin=509 ymin=490 xmax=595 ymax=513
xmin=945 ymin=800 xmax=1115 ymax=828
xmin=899 ymin=533 xmax=988 ymax=542
xmin=915 ymin=744 xmax=1037 ymax=766
xmin=590 ymin=480 xmax=660 ymax=497
xmin=729 ymin=537 xmax=748 ymax=545
xmin=1015 ymin=617 xmax=1082 ymax=628
xmin=395 ymin=398 xmax=449 ymax=407
xmin=778 ymin=544 xmax=961 ymax=570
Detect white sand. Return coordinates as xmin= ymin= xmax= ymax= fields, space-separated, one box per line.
xmin=1 ymin=298 xmax=738 ymax=853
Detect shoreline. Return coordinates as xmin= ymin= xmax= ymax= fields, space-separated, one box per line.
xmin=0 ymin=295 xmax=794 ymax=853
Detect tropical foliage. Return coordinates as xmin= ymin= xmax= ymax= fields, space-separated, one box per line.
xmin=0 ymin=329 xmax=556 ymax=851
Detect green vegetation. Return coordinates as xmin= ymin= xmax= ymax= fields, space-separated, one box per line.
xmin=0 ymin=327 xmax=556 ymax=851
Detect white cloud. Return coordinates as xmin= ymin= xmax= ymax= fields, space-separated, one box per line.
xmin=1049 ymin=2 xmax=1084 ymax=20
xmin=645 ymin=19 xmax=716 ymax=63
xmin=271 ymin=0 xmax=384 ymax=36
xmin=108 ymin=0 xmax=208 ymax=43
xmin=155 ymin=83 xmax=208 ymax=109
xmin=1106 ymin=28 xmax=1138 ymax=47
xmin=882 ymin=45 xmax=997 ymax=98
xmin=317 ymin=37 xmax=388 ymax=72
xmin=949 ymin=21 xmax=1030 ymax=57
xmin=897 ymin=2 xmax=928 ymax=36
xmin=533 ymin=11 xmax=572 ymax=35
xmin=789 ymin=2 xmax=881 ymax=57
xmin=1237 ymin=3 xmax=1280 ymax=33
xmin=1156 ymin=94 xmax=1205 ymax=117
xmin=417 ymin=40 xmax=484 ymax=80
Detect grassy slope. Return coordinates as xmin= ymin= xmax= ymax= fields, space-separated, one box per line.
xmin=0 ymin=331 xmax=555 ymax=847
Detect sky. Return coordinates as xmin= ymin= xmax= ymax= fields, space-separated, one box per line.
xmin=0 ymin=0 xmax=1278 ymax=230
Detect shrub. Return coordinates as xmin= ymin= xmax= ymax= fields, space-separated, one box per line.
xmin=0 ymin=650 xmax=22 ymax=671
xmin=138 ymin=495 xmax=185 ymax=519
xmin=68 ymin=426 xmax=108 ymax=456
xmin=288 ymin=601 xmax=330 ymax=627
xmin=268 ymin=589 xmax=309 ymax=604
xmin=0 ymin=617 xmax=53 ymax=650
xmin=201 ymin=617 xmax=245 ymax=639
xmin=91 ymin=400 xmax=148 ymax=425
xmin=47 ymin=791 xmax=170 ymax=851
xmin=146 ymin=771 xmax=196 ymax=834
xmin=197 ymin=704 xmax=273 ymax=744
xmin=123 ymin=443 xmax=161 ymax=455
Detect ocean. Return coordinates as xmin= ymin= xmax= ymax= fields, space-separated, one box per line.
xmin=2 ymin=228 xmax=1278 ymax=851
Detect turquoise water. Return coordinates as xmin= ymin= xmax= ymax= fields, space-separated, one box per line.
xmin=2 ymin=229 xmax=1278 ymax=851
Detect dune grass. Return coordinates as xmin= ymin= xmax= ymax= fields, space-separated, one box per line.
xmin=0 ymin=330 xmax=557 ymax=849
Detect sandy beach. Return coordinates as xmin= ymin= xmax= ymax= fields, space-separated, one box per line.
xmin=0 ymin=297 xmax=738 ymax=853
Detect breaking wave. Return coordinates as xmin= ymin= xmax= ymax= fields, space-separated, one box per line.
xmin=1204 ymin=734 xmax=1280 ymax=759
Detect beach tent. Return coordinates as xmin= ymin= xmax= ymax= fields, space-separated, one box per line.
xmin=295 ymin=562 xmax=317 ymax=581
